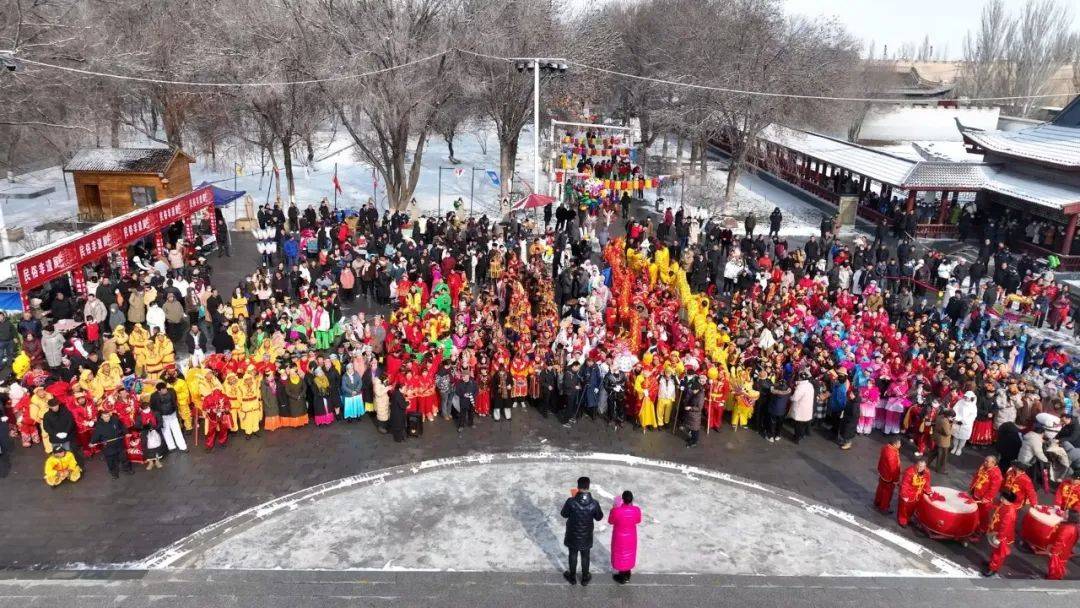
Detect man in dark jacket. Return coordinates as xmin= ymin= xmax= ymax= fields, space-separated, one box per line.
xmin=560 ymin=360 xmax=583 ymax=426
xmin=42 ymin=399 xmax=83 ymax=466
xmin=89 ymin=408 xmax=132 ymax=478
xmin=561 ymin=476 xmax=604 ymax=585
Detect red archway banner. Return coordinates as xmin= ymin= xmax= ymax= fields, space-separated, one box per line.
xmin=12 ymin=186 xmax=214 ymax=304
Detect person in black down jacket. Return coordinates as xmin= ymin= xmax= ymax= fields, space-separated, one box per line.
xmin=89 ymin=407 xmax=133 ymax=479
xmin=561 ymin=476 xmax=604 ymax=586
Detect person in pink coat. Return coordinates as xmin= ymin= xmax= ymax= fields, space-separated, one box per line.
xmin=608 ymin=490 xmax=642 ymax=584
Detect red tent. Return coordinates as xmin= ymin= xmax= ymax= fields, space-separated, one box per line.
xmin=512 ymin=193 xmax=556 ymax=211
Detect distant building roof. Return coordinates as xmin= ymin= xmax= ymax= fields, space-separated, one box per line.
xmin=754 ymin=122 xmax=1080 ymax=214
xmin=759 ymin=124 xmax=917 ymax=185
xmin=63 ymin=147 xmax=193 ymax=174
xmin=959 ymin=122 xmax=1080 ymax=170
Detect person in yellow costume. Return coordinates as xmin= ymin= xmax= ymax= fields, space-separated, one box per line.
xmin=231 ymin=288 xmax=249 ymax=320
xmin=29 ymin=386 xmax=54 ymax=453
xmin=197 ymin=369 xmax=225 ymax=434
xmin=222 ymin=372 xmax=243 ymax=431
xmin=112 ymin=325 xmax=129 ymax=350
xmin=76 ymin=368 xmax=100 ymax=401
xmin=656 ymin=366 xmax=678 ymax=427
xmin=731 ymin=368 xmax=758 ymax=430
xmin=238 ymin=368 xmax=263 ymax=436
xmin=165 ymin=368 xmax=192 ymax=431
xmin=129 ymin=324 xmax=150 ymax=375
xmin=12 ymin=351 xmax=30 ymax=380
xmin=185 ymin=363 xmax=206 ymax=413
xmin=154 ymin=332 xmax=175 ymax=372
xmin=143 ymin=331 xmax=165 ymax=378
xmin=44 ymin=445 xmax=81 ymax=487
xmin=93 ymin=356 xmax=123 ymax=399
xmin=636 ymin=353 xmax=659 ymax=431
xmin=227 ymin=323 xmax=247 ymax=355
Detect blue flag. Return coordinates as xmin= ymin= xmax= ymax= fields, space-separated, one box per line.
xmin=486 ymin=170 xmax=500 ymax=187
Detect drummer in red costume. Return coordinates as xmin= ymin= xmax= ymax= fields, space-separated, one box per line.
xmin=1046 ymin=510 xmax=1080 ymax=580
xmin=982 ymin=489 xmax=1020 ymax=577
xmin=1054 ymin=470 xmax=1080 ymax=513
xmin=897 ymin=458 xmax=931 ymax=527
xmin=873 ymin=437 xmax=902 ymax=513
xmin=1004 ymin=463 xmax=1038 ymax=508
xmin=969 ymin=455 xmax=1004 ymax=536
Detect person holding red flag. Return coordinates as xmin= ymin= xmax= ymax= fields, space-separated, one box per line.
xmin=969 ymin=454 xmax=1004 ymax=536
xmin=897 ymin=457 xmax=931 ymax=527
xmin=982 ymin=489 xmax=1021 ymax=577
xmin=873 ymin=437 xmax=902 ymax=513
xmin=1046 ymin=510 xmax=1080 ymax=580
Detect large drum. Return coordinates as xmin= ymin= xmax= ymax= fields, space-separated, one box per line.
xmin=1021 ymin=504 xmax=1064 ymax=554
xmin=916 ymin=486 xmax=979 ymax=540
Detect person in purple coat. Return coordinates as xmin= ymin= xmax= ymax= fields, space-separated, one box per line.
xmin=608 ymin=490 xmax=642 ymax=584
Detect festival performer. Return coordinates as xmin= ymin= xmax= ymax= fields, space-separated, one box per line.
xmin=163 ymin=368 xmax=192 ymax=431
xmin=897 ymin=458 xmax=931 ymax=527
xmin=1054 ymin=469 xmax=1080 ymax=513
xmin=636 ymin=358 xmax=659 ymax=431
xmin=43 ymin=444 xmax=81 ymax=487
xmin=703 ymin=367 xmax=726 ymax=431
xmin=1003 ymin=463 xmax=1038 ymax=508
xmin=982 ymin=490 xmax=1021 ymax=577
xmin=730 ymin=368 xmax=757 ymax=431
xmin=969 ymin=455 xmax=1004 ymax=536
xmin=222 ymin=373 xmax=243 ymax=432
xmin=873 ymin=437 xmax=902 ymax=513
xmin=1046 ymin=510 xmax=1080 ymax=580
xmin=238 ymin=369 xmax=263 ymax=436
xmin=201 ymin=388 xmax=232 ymax=450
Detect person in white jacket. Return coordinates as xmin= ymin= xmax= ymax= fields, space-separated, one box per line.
xmin=951 ymin=390 xmax=978 ymax=456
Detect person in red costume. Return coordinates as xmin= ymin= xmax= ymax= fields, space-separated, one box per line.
xmin=1003 ymin=463 xmax=1038 ymax=508
xmin=969 ymin=455 xmax=1004 ymax=536
xmin=1046 ymin=510 xmax=1080 ymax=580
xmin=202 ymin=389 xmax=232 ymax=451
xmin=873 ymin=437 xmax=902 ymax=513
xmin=897 ymin=458 xmax=931 ymax=527
xmin=1054 ymin=469 xmax=1080 ymax=513
xmin=982 ymin=489 xmax=1020 ymax=577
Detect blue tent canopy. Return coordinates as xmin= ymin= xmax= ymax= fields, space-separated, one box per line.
xmin=0 ymin=292 xmax=24 ymax=312
xmin=196 ymin=182 xmax=246 ymax=207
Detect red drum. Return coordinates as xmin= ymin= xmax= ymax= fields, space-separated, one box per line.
xmin=916 ymin=486 xmax=979 ymax=540
xmin=125 ymin=431 xmax=145 ymax=465
xmin=1021 ymin=504 xmax=1064 ymax=555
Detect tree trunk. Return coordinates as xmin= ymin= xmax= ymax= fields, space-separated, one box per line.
xmin=688 ymin=139 xmax=698 ymax=167
xmin=675 ymin=134 xmax=684 ymax=170
xmin=698 ymin=135 xmax=708 ymax=182
xmin=661 ymin=132 xmax=669 ymax=163
xmin=499 ymin=136 xmax=518 ymax=199
xmin=281 ymin=137 xmax=296 ymax=202
xmin=162 ymin=105 xmax=184 ymax=149
xmin=109 ymin=108 xmax=121 ymax=148
xmin=445 ymin=133 xmax=456 ymax=163
xmin=305 ymin=136 xmax=315 ymax=164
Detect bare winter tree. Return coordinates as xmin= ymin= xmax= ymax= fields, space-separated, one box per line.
xmin=279 ymin=0 xmax=456 ymax=212
xmin=458 ymin=0 xmax=563 ymax=198
xmin=960 ymin=0 xmax=1076 ymax=116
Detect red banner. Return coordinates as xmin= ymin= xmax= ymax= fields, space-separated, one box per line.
xmin=13 ymin=186 xmax=214 ymax=300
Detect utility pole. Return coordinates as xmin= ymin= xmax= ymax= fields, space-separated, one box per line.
xmin=513 ymin=58 xmax=568 ymax=209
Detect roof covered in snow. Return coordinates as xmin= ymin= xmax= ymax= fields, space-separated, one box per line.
xmin=959 ymin=123 xmax=1080 ymax=169
xmin=756 ymin=123 xmax=1080 ymax=214
xmin=760 ymin=125 xmax=917 ymax=185
xmin=63 ymin=147 xmax=193 ymax=174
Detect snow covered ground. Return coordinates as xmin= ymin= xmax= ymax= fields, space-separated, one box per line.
xmin=145 ymin=452 xmax=972 ymax=577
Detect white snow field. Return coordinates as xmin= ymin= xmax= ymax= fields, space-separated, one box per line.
xmin=141 ymin=452 xmax=973 ymax=577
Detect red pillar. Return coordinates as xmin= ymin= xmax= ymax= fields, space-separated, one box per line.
xmin=936 ymin=191 xmax=950 ymax=224
xmin=905 ymin=190 xmax=917 ymax=213
xmin=1062 ymin=213 xmax=1079 ymax=256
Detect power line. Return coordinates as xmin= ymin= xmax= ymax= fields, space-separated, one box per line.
xmin=459 ymin=48 xmax=1075 ymax=103
xmin=5 ymin=50 xmax=452 ymax=87
xmin=4 ymin=45 xmax=1076 ymax=103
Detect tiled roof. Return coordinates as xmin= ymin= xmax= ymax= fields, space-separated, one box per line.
xmin=982 ymin=167 xmax=1080 ymax=212
xmin=959 ymin=123 xmax=1080 ymax=169
xmin=900 ymin=162 xmax=988 ymax=190
xmin=760 ymin=124 xmax=917 ymax=185
xmin=63 ymin=147 xmax=187 ymax=173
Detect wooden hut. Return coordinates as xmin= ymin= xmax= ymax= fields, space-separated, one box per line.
xmin=64 ymin=147 xmax=195 ymax=221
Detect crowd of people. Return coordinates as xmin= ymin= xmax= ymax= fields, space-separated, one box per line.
xmin=1 ymin=157 xmax=1080 ymax=578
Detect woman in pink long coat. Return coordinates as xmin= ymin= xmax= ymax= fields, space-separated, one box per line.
xmin=608 ymin=490 xmax=642 ymax=584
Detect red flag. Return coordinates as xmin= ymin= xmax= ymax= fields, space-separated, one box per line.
xmin=332 ymin=172 xmax=343 ymax=194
